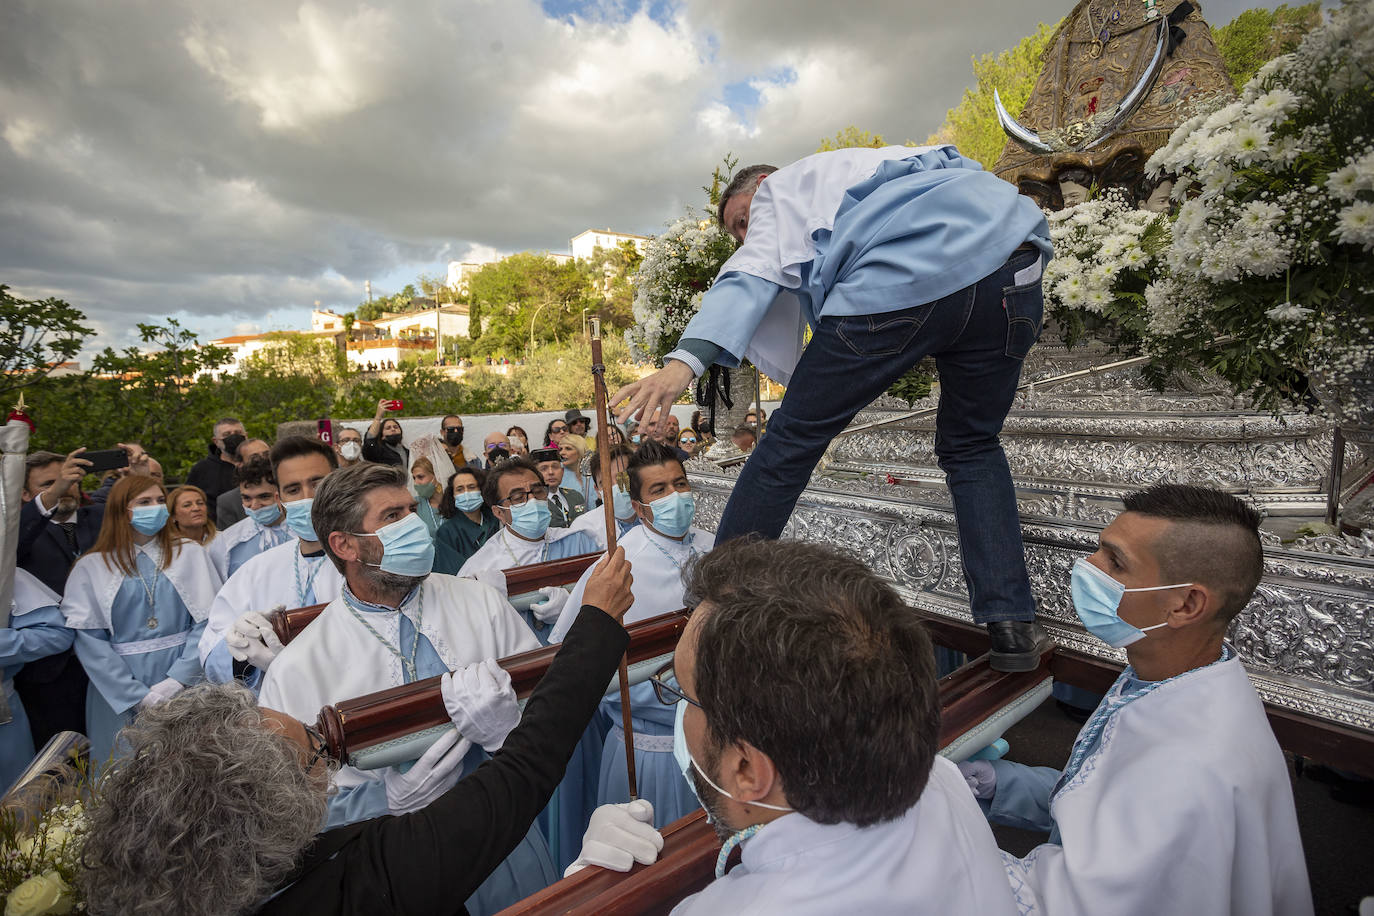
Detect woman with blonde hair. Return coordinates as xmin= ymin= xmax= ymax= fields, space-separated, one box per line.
xmin=59 ymin=475 xmax=222 ymax=760
xmin=558 ymin=437 xmax=591 ymax=501
xmin=409 ymin=455 xmax=447 ymax=538
xmin=168 ymin=484 xmax=217 ymax=546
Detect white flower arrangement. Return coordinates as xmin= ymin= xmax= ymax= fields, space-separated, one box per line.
xmin=1042 ymin=189 xmax=1170 ymax=348
xmin=1138 ymin=1 xmax=1374 ymax=416
xmin=626 ymin=214 xmax=737 ymax=364
xmin=3 ymin=802 xmax=88 ymax=914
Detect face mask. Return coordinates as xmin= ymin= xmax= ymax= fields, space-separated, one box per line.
xmin=509 ymin=436 xmax=525 ymax=450
xmin=130 ymin=504 xmax=168 ymax=535
xmin=673 ymin=700 xmax=789 ymax=812
xmin=352 ymin=512 xmax=434 ymax=577
xmin=221 ymin=433 xmax=246 ymax=457
xmin=645 ymin=490 xmax=695 ymax=538
xmin=454 ymin=490 xmax=484 ymax=512
xmin=414 ymin=481 xmax=437 ymax=500
xmin=444 ymin=427 xmax=464 ymax=446
xmin=631 ymin=434 xmax=642 ymax=444
xmin=383 ymin=433 xmax=403 ymax=447
xmin=339 ymin=441 xmax=362 ymax=461
xmin=283 ymin=498 xmax=319 ymax=542
xmin=612 ymin=485 xmax=634 ymax=520
xmin=1070 ymin=558 xmax=1191 ymax=648
xmin=508 ymin=498 xmax=551 ymax=539
xmin=247 ymin=503 xmax=283 ymax=526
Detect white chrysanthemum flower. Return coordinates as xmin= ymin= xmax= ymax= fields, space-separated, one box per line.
xmin=1202 ymin=101 xmax=1245 ymax=133
xmin=1354 ymin=149 xmax=1374 ymax=189
xmin=1239 ymin=200 xmax=1284 ymax=231
xmin=1265 ymin=302 xmax=1314 ymax=321
xmin=1247 ymin=88 xmax=1299 ymax=127
xmin=1230 ymin=123 xmax=1271 ymax=166
xmin=1085 ymin=287 xmax=1112 ymax=313
xmin=1334 ymin=201 xmax=1374 ymax=249
xmin=1327 ymin=164 xmax=1362 ymax=202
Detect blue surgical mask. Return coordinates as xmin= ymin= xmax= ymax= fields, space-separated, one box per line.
xmin=454 ymin=490 xmax=484 ymax=512
xmin=631 ymin=434 xmax=642 ymax=443
xmin=283 ymin=498 xmax=319 ymax=542
xmin=247 ymin=503 xmax=283 ymax=527
xmin=612 ymin=485 xmax=634 ymax=520
xmin=130 ymin=504 xmax=168 ymax=535
xmin=646 ymin=491 xmax=695 ymax=538
xmin=673 ymin=699 xmax=790 ymax=875
xmin=352 ymin=512 xmax=434 ymax=577
xmin=1070 ymin=558 xmax=1190 ymax=648
xmin=508 ymin=497 xmax=551 ymax=540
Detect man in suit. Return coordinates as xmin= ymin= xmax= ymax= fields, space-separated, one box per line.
xmin=532 ymin=447 xmax=584 ymax=527
xmin=17 ymin=449 xmax=103 ymax=745
xmin=188 ymin=417 xmax=247 ymax=523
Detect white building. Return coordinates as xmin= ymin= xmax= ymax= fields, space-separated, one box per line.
xmin=569 ymin=228 xmax=650 ymax=261
xmin=369 ymin=304 xmax=470 ymax=341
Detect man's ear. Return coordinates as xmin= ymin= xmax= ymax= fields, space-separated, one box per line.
xmin=328 ymin=530 xmax=360 ymax=564
xmin=1172 ymin=584 xmax=1215 ymax=628
xmin=724 ymin=740 xmax=781 ymax=806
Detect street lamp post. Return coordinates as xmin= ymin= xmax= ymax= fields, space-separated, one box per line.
xmin=529 ymin=302 xmax=549 ymax=355
xmin=582 ymin=308 xmax=589 ymax=340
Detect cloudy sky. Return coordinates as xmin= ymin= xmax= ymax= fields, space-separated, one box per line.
xmin=0 ymin=0 xmax=1322 ymax=353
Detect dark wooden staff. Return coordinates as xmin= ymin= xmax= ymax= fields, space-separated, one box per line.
xmin=589 ymin=316 xmax=639 ymax=799
xmin=317 ymin=609 xmax=690 ymax=763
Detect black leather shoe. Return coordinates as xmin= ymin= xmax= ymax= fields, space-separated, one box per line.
xmin=986 ymin=620 xmax=1052 ymax=672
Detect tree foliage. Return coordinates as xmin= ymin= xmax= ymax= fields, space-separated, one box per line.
xmin=1213 ymin=3 xmax=1323 ymax=91
xmin=515 ymin=338 xmax=639 ymax=411
xmin=816 ymin=127 xmax=887 ymax=152
xmin=925 ymin=21 xmax=1059 ymax=168
xmin=0 ymin=285 xmax=93 ymax=399
xmin=464 ymin=253 xmax=598 ymax=358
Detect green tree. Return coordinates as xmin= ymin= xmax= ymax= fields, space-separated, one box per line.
xmin=579 ymin=240 xmax=643 ymax=331
xmin=465 ymin=253 xmax=596 ymax=358
xmin=816 ymin=126 xmax=886 ymax=152
xmin=0 ymin=285 xmax=93 ymax=399
xmin=1213 ymin=3 xmax=1323 ymax=91
xmin=512 ymin=338 xmax=639 ymax=410
xmin=926 ymin=21 xmax=1059 ymax=168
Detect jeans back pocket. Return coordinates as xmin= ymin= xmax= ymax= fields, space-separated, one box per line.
xmin=1002 ymin=281 xmax=1044 ymax=360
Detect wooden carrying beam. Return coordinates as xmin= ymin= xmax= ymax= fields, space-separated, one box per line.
xmin=499 ymin=651 xmax=1055 ymax=915
xmin=268 ymin=552 xmax=603 ymax=646
xmin=317 ymin=609 xmax=690 ymax=762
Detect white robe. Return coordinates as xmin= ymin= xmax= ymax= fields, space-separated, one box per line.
xmin=207 ymin=514 xmax=292 ymax=580
xmin=549 ymin=525 xmax=713 ymax=644
xmin=198 ymin=539 xmax=346 ymax=680
xmin=259 ymin=572 xmax=539 ymax=721
xmin=62 ymin=540 xmax=220 ymax=631
xmin=564 ymin=509 xmax=639 ymax=553
xmin=670 ymin=757 xmax=1018 ymax=915
xmin=998 ymin=653 xmax=1312 ymax=916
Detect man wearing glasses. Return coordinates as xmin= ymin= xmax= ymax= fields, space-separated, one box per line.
xmin=661 ymin=538 xmax=1018 ymax=915
xmin=548 ymin=440 xmax=715 ymax=829
xmin=457 ymin=457 xmax=599 ymax=642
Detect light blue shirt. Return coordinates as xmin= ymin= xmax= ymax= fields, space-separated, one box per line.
xmin=668 ymin=147 xmax=1051 ymax=374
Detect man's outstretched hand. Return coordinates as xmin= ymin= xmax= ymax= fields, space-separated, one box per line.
xmin=610 ymin=361 xmax=695 ymax=429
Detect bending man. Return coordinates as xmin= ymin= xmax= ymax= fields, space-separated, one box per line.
xmin=614 ymin=145 xmax=1052 ymax=671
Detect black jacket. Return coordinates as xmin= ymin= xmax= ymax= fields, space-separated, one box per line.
xmin=259 ymin=605 xmax=629 ymax=916
xmin=362 ymin=433 xmax=408 ymax=468
xmin=186 ymin=450 xmax=239 ymax=516
xmin=18 ymin=496 xmax=104 ymax=595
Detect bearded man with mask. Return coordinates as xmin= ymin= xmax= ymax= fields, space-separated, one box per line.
xmin=198 ymin=438 xmax=345 ymax=688
xmin=959 ymin=484 xmax=1311 ymax=916
xmin=457 ymin=457 xmax=600 ymax=642
xmin=662 ymin=538 xmax=1016 ymax=915
xmin=257 ymin=461 xmax=556 ymax=915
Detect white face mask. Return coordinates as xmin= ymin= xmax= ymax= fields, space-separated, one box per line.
xmin=339 ymin=441 xmax=362 ymax=460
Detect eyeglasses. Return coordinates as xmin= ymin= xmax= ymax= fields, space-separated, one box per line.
xmin=550 ymin=424 xmax=568 ymax=434
xmin=303 ymin=724 xmax=330 ymax=771
xmin=497 ymin=484 xmax=549 ymax=507
xmin=649 ymin=660 xmax=701 ymax=708
xmin=679 ymin=437 xmax=697 ymax=445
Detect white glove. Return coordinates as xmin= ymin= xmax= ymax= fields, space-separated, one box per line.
xmin=225 ymin=611 xmax=284 ymax=670
xmin=383 ymin=728 xmax=473 ymax=815
xmin=441 ymin=659 xmax=520 ymax=752
xmin=463 ymin=565 xmax=508 ymax=599
xmin=530 ymin=586 xmax=569 ymax=624
xmin=565 ymin=799 xmax=664 ymax=876
xmin=137 ymin=677 xmax=184 ymax=711
xmin=958 ymin=760 xmax=997 ymax=800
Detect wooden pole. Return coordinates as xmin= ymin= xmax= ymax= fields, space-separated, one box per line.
xmin=590 ymin=318 xmax=638 ymax=799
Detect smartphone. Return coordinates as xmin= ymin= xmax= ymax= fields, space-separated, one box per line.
xmin=85 ymin=448 xmax=130 ymax=473
xmin=316 ymin=418 xmax=334 ymax=444
xmin=385 ymin=399 xmax=403 ymax=411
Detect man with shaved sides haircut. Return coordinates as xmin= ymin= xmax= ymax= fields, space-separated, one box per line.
xmin=959 ymin=484 xmax=1312 ymax=916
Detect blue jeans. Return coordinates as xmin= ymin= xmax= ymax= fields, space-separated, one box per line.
xmin=715 ymin=247 xmax=1043 ymax=624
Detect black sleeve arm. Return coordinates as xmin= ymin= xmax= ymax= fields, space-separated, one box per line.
xmin=353 ymin=605 xmax=629 ymax=909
